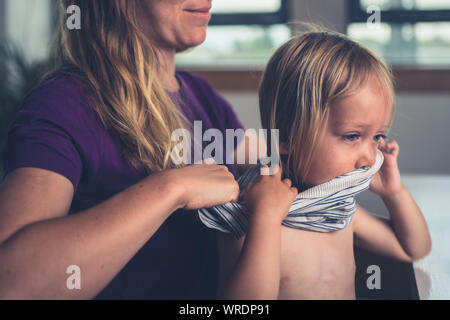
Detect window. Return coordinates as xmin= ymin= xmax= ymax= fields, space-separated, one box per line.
xmin=347 ymin=0 xmax=450 ymax=66
xmin=3 ymin=0 xmax=52 ymax=63
xmin=175 ymin=0 xmax=291 ymax=68
xmin=210 ymin=0 xmax=288 ymax=25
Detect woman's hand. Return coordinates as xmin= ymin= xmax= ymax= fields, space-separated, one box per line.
xmin=163 ymin=160 xmax=240 ymax=211
xmin=244 ymin=165 xmax=298 ymax=224
xmin=370 ymin=139 xmax=404 ymax=198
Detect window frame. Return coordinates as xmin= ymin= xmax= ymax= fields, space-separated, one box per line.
xmin=185 ymin=68 xmax=450 ymax=93
xmin=209 ymin=0 xmax=289 ymax=25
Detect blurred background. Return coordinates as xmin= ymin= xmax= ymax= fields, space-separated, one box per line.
xmin=0 ymin=0 xmax=449 ymax=179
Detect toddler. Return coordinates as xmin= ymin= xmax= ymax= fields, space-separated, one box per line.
xmin=200 ymin=30 xmax=431 ymax=299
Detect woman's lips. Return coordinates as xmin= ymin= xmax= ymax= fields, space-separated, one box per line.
xmin=184 ymin=8 xmax=211 ymax=20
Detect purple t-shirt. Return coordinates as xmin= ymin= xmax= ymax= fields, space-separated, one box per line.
xmin=2 ymin=71 xmax=244 ymax=299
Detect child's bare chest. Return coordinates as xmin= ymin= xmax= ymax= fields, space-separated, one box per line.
xmin=278 ymin=225 xmax=357 ymax=299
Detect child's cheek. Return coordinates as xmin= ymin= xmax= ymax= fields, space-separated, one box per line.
xmin=307 ymin=155 xmax=341 ymax=185
xmin=326 ymin=150 xmax=355 ymax=178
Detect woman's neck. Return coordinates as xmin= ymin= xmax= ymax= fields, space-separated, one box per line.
xmin=135 ymin=3 xmax=180 ymax=92
xmin=155 ymin=48 xmax=180 ymax=92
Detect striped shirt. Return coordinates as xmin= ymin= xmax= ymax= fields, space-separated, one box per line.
xmin=198 ymin=150 xmax=384 ymax=238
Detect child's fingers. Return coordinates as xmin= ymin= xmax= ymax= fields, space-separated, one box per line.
xmin=388 ymin=140 xmax=399 ymax=154
xmin=282 ymin=178 xmax=292 ymax=187
xmin=383 ymin=139 xmax=400 ymax=157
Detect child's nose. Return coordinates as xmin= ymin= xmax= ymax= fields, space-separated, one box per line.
xmin=356 ymin=146 xmax=377 ymax=169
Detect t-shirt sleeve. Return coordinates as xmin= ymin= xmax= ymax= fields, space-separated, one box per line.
xmin=2 ymin=88 xmax=83 ymax=191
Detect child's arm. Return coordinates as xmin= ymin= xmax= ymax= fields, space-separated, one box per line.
xmin=217 ymin=165 xmax=298 ymax=300
xmin=217 ymin=216 xmax=282 ymax=300
xmin=353 ymin=140 xmax=431 ymax=262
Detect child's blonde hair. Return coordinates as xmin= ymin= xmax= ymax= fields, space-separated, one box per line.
xmin=259 ymin=27 xmax=395 ymax=188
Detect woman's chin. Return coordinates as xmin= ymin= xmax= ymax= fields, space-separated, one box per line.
xmin=176 ymin=34 xmax=207 ymax=52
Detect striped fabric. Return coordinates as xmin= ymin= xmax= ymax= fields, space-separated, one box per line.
xmin=198 ymin=149 xmax=384 ymax=238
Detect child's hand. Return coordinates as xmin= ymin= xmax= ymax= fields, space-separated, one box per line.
xmin=244 ymin=165 xmax=298 ymax=224
xmin=370 ymin=139 xmax=405 ymax=198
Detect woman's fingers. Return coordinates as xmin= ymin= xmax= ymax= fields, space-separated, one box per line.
xmin=175 ymin=161 xmax=241 ymax=210
xmin=192 ymin=159 xmax=232 ymax=175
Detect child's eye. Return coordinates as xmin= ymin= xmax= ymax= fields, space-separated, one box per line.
xmin=343 ymin=134 xmax=360 ymax=142
xmin=374 ymin=134 xmax=387 ymax=142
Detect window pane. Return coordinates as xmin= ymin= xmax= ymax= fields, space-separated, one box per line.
xmin=176 ymin=25 xmax=290 ymax=68
xmin=348 ymin=22 xmax=450 ymax=66
xmin=4 ymin=0 xmax=52 ymax=63
xmin=212 ymin=0 xmax=282 ymax=14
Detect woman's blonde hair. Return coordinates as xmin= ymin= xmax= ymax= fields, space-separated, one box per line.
xmin=259 ymin=26 xmax=395 ymax=188
xmin=45 ymin=0 xmax=188 ymax=173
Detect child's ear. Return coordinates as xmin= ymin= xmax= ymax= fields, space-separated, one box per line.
xmin=279 ymin=142 xmax=289 ymax=155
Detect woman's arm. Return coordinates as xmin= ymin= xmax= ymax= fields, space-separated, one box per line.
xmin=218 ymin=165 xmax=297 ymax=300
xmin=0 ymin=163 xmax=239 ymax=299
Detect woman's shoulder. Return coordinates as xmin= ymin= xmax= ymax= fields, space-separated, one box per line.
xmin=18 ymin=73 xmax=101 ymax=128
xmin=3 ymin=74 xmax=101 ymax=190
xmin=24 ymin=74 xmax=92 ymax=111
xmin=32 ymin=73 xmax=83 ymax=93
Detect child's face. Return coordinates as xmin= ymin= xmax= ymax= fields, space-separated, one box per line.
xmin=303 ymin=77 xmax=393 ymax=187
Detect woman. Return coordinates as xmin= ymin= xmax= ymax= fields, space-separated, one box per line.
xmin=0 ymin=0 xmax=246 ymax=299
